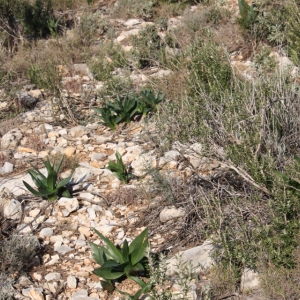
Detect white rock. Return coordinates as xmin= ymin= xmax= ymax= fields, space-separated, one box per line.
xmin=39 ymin=228 xmax=54 ymax=238
xmin=95 ymin=224 xmax=116 ymax=236
xmin=28 ymin=287 xmax=44 ymax=300
xmin=95 ymin=136 xmax=112 ymax=144
xmin=90 ymin=152 xmax=107 ymax=161
xmin=159 ymin=206 xmax=186 ymax=223
xmin=32 ymin=273 xmax=43 ymax=281
xmin=166 ymin=240 xmax=214 ymax=276
xmin=4 ymin=198 xmax=22 ymax=221
xmin=73 ymin=239 xmax=86 ymax=247
xmin=58 ymin=128 xmax=68 ymax=135
xmin=131 ymin=153 xmax=156 ymax=176
xmin=0 ymin=162 xmax=14 ymax=174
xmin=67 ymin=275 xmax=77 ymax=289
xmin=29 ymin=208 xmax=41 ymax=217
xmin=87 ymin=207 xmax=96 ymax=220
xmin=45 ymin=272 xmax=61 ymax=281
xmin=57 ymin=197 xmax=79 ymax=213
xmin=54 ymin=244 xmax=73 ymax=254
xmin=69 ymin=126 xmax=88 ymax=138
xmin=241 ymin=268 xmax=260 ymax=293
xmin=124 ymin=19 xmax=141 ymax=27
xmin=1 ymin=128 xmax=23 ymax=149
xmin=22 ymin=287 xmax=43 ymax=298
xmin=164 ymin=150 xmax=181 ymax=160
xmin=50 ymin=235 xmax=64 ymax=243
xmin=116 ymin=29 xmax=140 ymax=43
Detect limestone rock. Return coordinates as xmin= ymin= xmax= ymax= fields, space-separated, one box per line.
xmin=69 ymin=126 xmax=88 ymax=138
xmin=159 ymin=206 xmax=186 ymax=223
xmin=0 ymin=162 xmax=14 ymax=175
xmin=241 ymin=268 xmax=260 ymax=293
xmin=131 ymin=153 xmax=156 ymax=176
xmin=166 ymin=240 xmax=214 ymax=276
xmin=45 ymin=272 xmax=61 ymax=281
xmin=0 ymin=187 xmax=22 ymax=221
xmin=1 ymin=128 xmax=23 ymax=150
xmin=57 ymin=197 xmax=79 ymax=213
xmin=67 ymin=275 xmax=77 ymax=289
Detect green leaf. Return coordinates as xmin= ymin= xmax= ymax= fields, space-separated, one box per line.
xmin=122 ymin=239 xmax=129 ymax=262
xmin=93 ymin=266 xmax=124 ymax=280
xmin=47 ymin=170 xmax=57 ymax=191
xmin=61 ymin=189 xmax=72 ymax=198
xmin=54 ymin=156 xmax=64 ymax=173
xmin=44 ymin=157 xmax=54 ymax=175
xmin=89 ymin=242 xmax=106 ymax=265
xmin=93 ymin=228 xmax=124 ymax=263
xmin=23 ymin=181 xmax=43 ymax=197
xmin=56 ymin=172 xmax=73 ymax=189
xmin=28 ymin=169 xmax=47 ymax=187
xmin=100 ymin=280 xmax=114 ymax=292
xmin=129 ymin=228 xmax=148 ymax=265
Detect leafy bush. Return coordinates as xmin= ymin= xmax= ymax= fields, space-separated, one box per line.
xmin=156 ymin=36 xmax=300 ymax=272
xmin=89 ymin=228 xmax=149 ymax=292
xmin=286 ymin=1 xmax=300 ymax=65
xmin=23 ymin=156 xmax=74 ymax=201
xmin=0 ymin=235 xmax=37 ymax=276
xmin=107 ymin=151 xmax=132 ymax=183
xmin=89 ymin=42 xmax=128 ymax=81
xmin=23 ymin=0 xmax=54 ymax=39
xmin=131 ymin=25 xmax=166 ymax=68
xmin=237 ymin=0 xmax=257 ymax=31
xmin=186 ymin=39 xmax=232 ymax=96
xmin=113 ymin=0 xmax=154 ymax=20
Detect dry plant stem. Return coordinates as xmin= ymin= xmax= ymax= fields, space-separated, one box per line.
xmin=220 ymin=161 xmax=270 ymax=195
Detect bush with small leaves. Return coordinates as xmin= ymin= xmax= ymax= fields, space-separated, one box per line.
xmin=0 ymin=235 xmax=38 ymax=276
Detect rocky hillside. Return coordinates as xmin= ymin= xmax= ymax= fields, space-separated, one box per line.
xmin=1 ymin=0 xmax=300 ymax=299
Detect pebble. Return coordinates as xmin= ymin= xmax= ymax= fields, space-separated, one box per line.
xmin=45 ymin=272 xmax=62 ymax=281
xmin=67 ymin=275 xmax=77 ymax=289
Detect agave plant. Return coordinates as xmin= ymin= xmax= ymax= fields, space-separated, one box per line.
xmin=93 ymin=105 xmax=117 ymax=131
xmin=106 ymin=151 xmax=131 ymax=183
xmin=89 ymin=228 xmax=149 ymax=292
xmin=110 ymin=95 xmax=138 ymax=124
xmin=138 ymin=89 xmax=165 ymax=115
xmin=23 ymin=156 xmax=73 ymax=201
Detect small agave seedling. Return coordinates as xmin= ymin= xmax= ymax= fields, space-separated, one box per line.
xmin=89 ymin=228 xmax=149 ymax=292
xmin=107 ymin=151 xmax=132 ymax=183
xmin=23 ymin=156 xmax=73 ymax=201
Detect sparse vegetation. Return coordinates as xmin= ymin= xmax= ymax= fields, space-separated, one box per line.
xmin=1 ymin=0 xmax=300 ymax=298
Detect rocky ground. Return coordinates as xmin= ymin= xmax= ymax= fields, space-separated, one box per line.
xmin=1 ymin=1 xmax=296 ymax=299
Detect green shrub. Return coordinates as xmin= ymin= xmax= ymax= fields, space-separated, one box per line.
xmin=113 ymin=0 xmax=154 ymax=20
xmin=131 ymin=25 xmax=166 ymax=68
xmin=23 ymin=0 xmax=54 ymax=39
xmin=74 ymin=10 xmax=108 ymax=47
xmin=237 ymin=0 xmax=257 ymax=31
xmin=186 ymin=39 xmax=232 ymax=96
xmin=27 ymin=60 xmax=62 ymax=95
xmin=23 ymin=156 xmax=74 ymax=201
xmin=156 ymin=43 xmax=300 ymax=270
xmin=286 ymin=1 xmax=300 ymax=65
xmin=89 ymin=42 xmax=128 ymax=81
xmin=0 ymin=235 xmax=38 ymax=276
